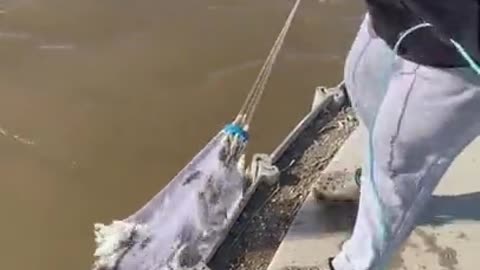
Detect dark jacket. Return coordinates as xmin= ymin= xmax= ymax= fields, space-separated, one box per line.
xmin=366 ymin=0 xmax=479 ymax=68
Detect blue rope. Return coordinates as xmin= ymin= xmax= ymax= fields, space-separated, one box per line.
xmin=222 ymin=123 xmax=249 ymax=142
xmin=450 ymin=39 xmax=480 ymax=75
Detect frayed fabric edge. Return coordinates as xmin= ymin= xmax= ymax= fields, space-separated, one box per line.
xmin=92 ymin=220 xmax=149 ymax=270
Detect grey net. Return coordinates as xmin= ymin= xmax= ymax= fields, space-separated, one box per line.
xmin=92 ymin=132 xmax=246 ymax=270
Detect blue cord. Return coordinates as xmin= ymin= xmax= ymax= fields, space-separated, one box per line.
xmin=450 ymin=39 xmax=480 ymax=75
xmin=222 ymin=123 xmax=249 ymax=142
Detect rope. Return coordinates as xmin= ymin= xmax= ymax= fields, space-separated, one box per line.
xmin=236 ymin=0 xmax=302 ymax=130
xmin=393 ymin=22 xmax=432 ymax=54
xmin=450 ymin=39 xmax=480 ymax=75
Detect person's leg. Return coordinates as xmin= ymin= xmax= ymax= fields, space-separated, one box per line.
xmin=343 ymin=14 xmax=394 ymax=129
xmin=332 ymin=38 xmax=480 ymax=270
xmin=312 ymin=13 xmax=396 ymax=201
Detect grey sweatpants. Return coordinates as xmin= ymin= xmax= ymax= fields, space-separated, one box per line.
xmin=332 ymin=14 xmax=480 ymax=270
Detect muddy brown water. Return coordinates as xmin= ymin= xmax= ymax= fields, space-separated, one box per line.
xmin=0 ymin=1 xmax=362 ymax=269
